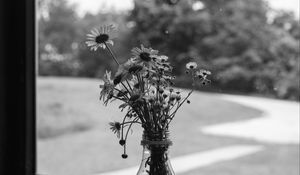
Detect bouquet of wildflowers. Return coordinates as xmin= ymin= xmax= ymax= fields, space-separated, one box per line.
xmin=86 ymin=24 xmax=211 ymax=161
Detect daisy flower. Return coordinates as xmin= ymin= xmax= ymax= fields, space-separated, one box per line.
xmin=109 ymin=121 xmax=121 ymax=138
xmin=195 ymin=69 xmax=211 ymax=78
xmin=143 ymin=92 xmax=156 ymax=103
xmin=195 ymin=69 xmax=211 ymax=84
xmin=100 ymin=71 xmax=115 ymax=101
xmin=131 ymin=45 xmax=158 ymax=65
xmin=86 ymin=24 xmax=116 ymax=51
xmin=113 ymin=59 xmax=141 ymax=85
xmin=153 ymin=55 xmax=172 ymax=72
xmin=155 ymin=55 xmax=168 ymax=63
xmin=186 ymin=62 xmax=198 ymax=70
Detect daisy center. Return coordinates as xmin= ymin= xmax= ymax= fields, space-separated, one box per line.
xmin=139 ymin=52 xmax=152 ymax=62
xmin=95 ymin=34 xmax=109 ymax=43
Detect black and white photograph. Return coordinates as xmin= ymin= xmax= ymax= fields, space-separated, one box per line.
xmin=0 ymin=0 xmax=299 ymax=175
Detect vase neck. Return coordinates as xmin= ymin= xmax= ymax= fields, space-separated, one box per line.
xmin=141 ymin=130 xmax=172 ymax=146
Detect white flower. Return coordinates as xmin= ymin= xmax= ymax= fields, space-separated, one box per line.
xmin=195 ymin=69 xmax=211 ymax=85
xmin=156 ymin=55 xmax=168 ymax=62
xmin=85 ymin=24 xmax=116 ymax=51
xmin=99 ymin=71 xmax=115 ymax=101
xmin=131 ymin=45 xmax=158 ymax=63
xmin=186 ymin=62 xmax=198 ymax=70
xmin=113 ymin=59 xmax=141 ymax=85
xmin=195 ymin=69 xmax=211 ymax=78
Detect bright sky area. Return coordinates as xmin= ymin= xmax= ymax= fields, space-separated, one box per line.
xmin=68 ymin=0 xmax=299 ymax=17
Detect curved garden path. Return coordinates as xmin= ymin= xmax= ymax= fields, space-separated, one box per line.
xmin=203 ymin=94 xmax=299 ymax=144
xmin=97 ymin=94 xmax=299 ymax=175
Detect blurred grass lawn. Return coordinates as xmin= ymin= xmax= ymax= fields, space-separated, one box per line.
xmin=37 ymin=77 xmax=299 ymax=175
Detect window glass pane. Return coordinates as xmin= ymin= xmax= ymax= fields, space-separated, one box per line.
xmin=37 ymin=0 xmax=299 ymax=175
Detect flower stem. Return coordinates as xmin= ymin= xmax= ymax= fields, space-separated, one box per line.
xmin=104 ymin=43 xmax=134 ymax=94
xmin=104 ymin=43 xmax=120 ymax=65
xmin=122 ymin=121 xmax=142 ymax=125
xmin=124 ymin=118 xmax=138 ymax=140
xmin=166 ymin=89 xmax=194 ymax=128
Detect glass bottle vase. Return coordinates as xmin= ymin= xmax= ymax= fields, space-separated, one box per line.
xmin=136 ymin=130 xmax=175 ymax=175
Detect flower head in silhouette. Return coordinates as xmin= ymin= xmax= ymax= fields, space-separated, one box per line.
xmin=109 ymin=121 xmax=121 ymax=138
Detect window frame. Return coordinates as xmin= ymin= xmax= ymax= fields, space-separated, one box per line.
xmin=0 ymin=0 xmax=36 ymax=174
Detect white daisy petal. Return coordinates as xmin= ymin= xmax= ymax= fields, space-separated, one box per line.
xmin=85 ymin=42 xmax=96 ymax=46
xmin=131 ymin=49 xmax=139 ymax=56
xmin=92 ymin=28 xmax=99 ymax=35
xmin=110 ymin=24 xmax=116 ymax=30
xmin=100 ymin=44 xmax=106 ymax=49
xmin=106 ymin=25 xmax=110 ymax=33
xmin=106 ymin=40 xmax=114 ymax=46
xmin=100 ymin=26 xmax=104 ymax=34
xmin=94 ymin=45 xmax=100 ymax=51
xmin=87 ymin=43 xmax=95 ymax=47
xmin=91 ymin=30 xmax=98 ymax=36
xmin=103 ymin=26 xmax=107 ymax=34
xmin=135 ymin=47 xmax=142 ymax=53
xmin=86 ymin=41 xmax=96 ymax=44
xmin=87 ymin=34 xmax=95 ymax=37
xmin=95 ymin=28 xmax=100 ymax=35
xmin=87 ymin=39 xmax=95 ymax=42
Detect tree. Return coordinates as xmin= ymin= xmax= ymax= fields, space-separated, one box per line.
xmin=128 ymin=0 xmax=299 ymax=100
xmin=38 ymin=0 xmax=81 ymax=76
xmin=38 ymin=0 xmax=79 ymax=54
xmin=268 ymin=11 xmax=300 ymax=100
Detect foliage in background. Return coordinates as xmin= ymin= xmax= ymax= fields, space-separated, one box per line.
xmin=128 ymin=0 xmax=299 ymax=100
xmin=38 ymin=0 xmax=299 ymax=100
xmin=38 ymin=0 xmax=132 ymax=77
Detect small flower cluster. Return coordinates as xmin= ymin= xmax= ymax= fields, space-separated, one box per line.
xmin=186 ymin=62 xmax=211 ymax=85
xmin=86 ymin=25 xmax=211 ymax=158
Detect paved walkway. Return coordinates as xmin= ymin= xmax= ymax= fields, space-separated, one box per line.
xmin=96 ymin=145 xmax=263 ymax=175
xmin=38 ymin=93 xmax=299 ymax=175
xmin=202 ymin=94 xmax=299 ymax=144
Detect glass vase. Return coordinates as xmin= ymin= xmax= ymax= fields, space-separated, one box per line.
xmin=136 ymin=130 xmax=175 ymax=175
